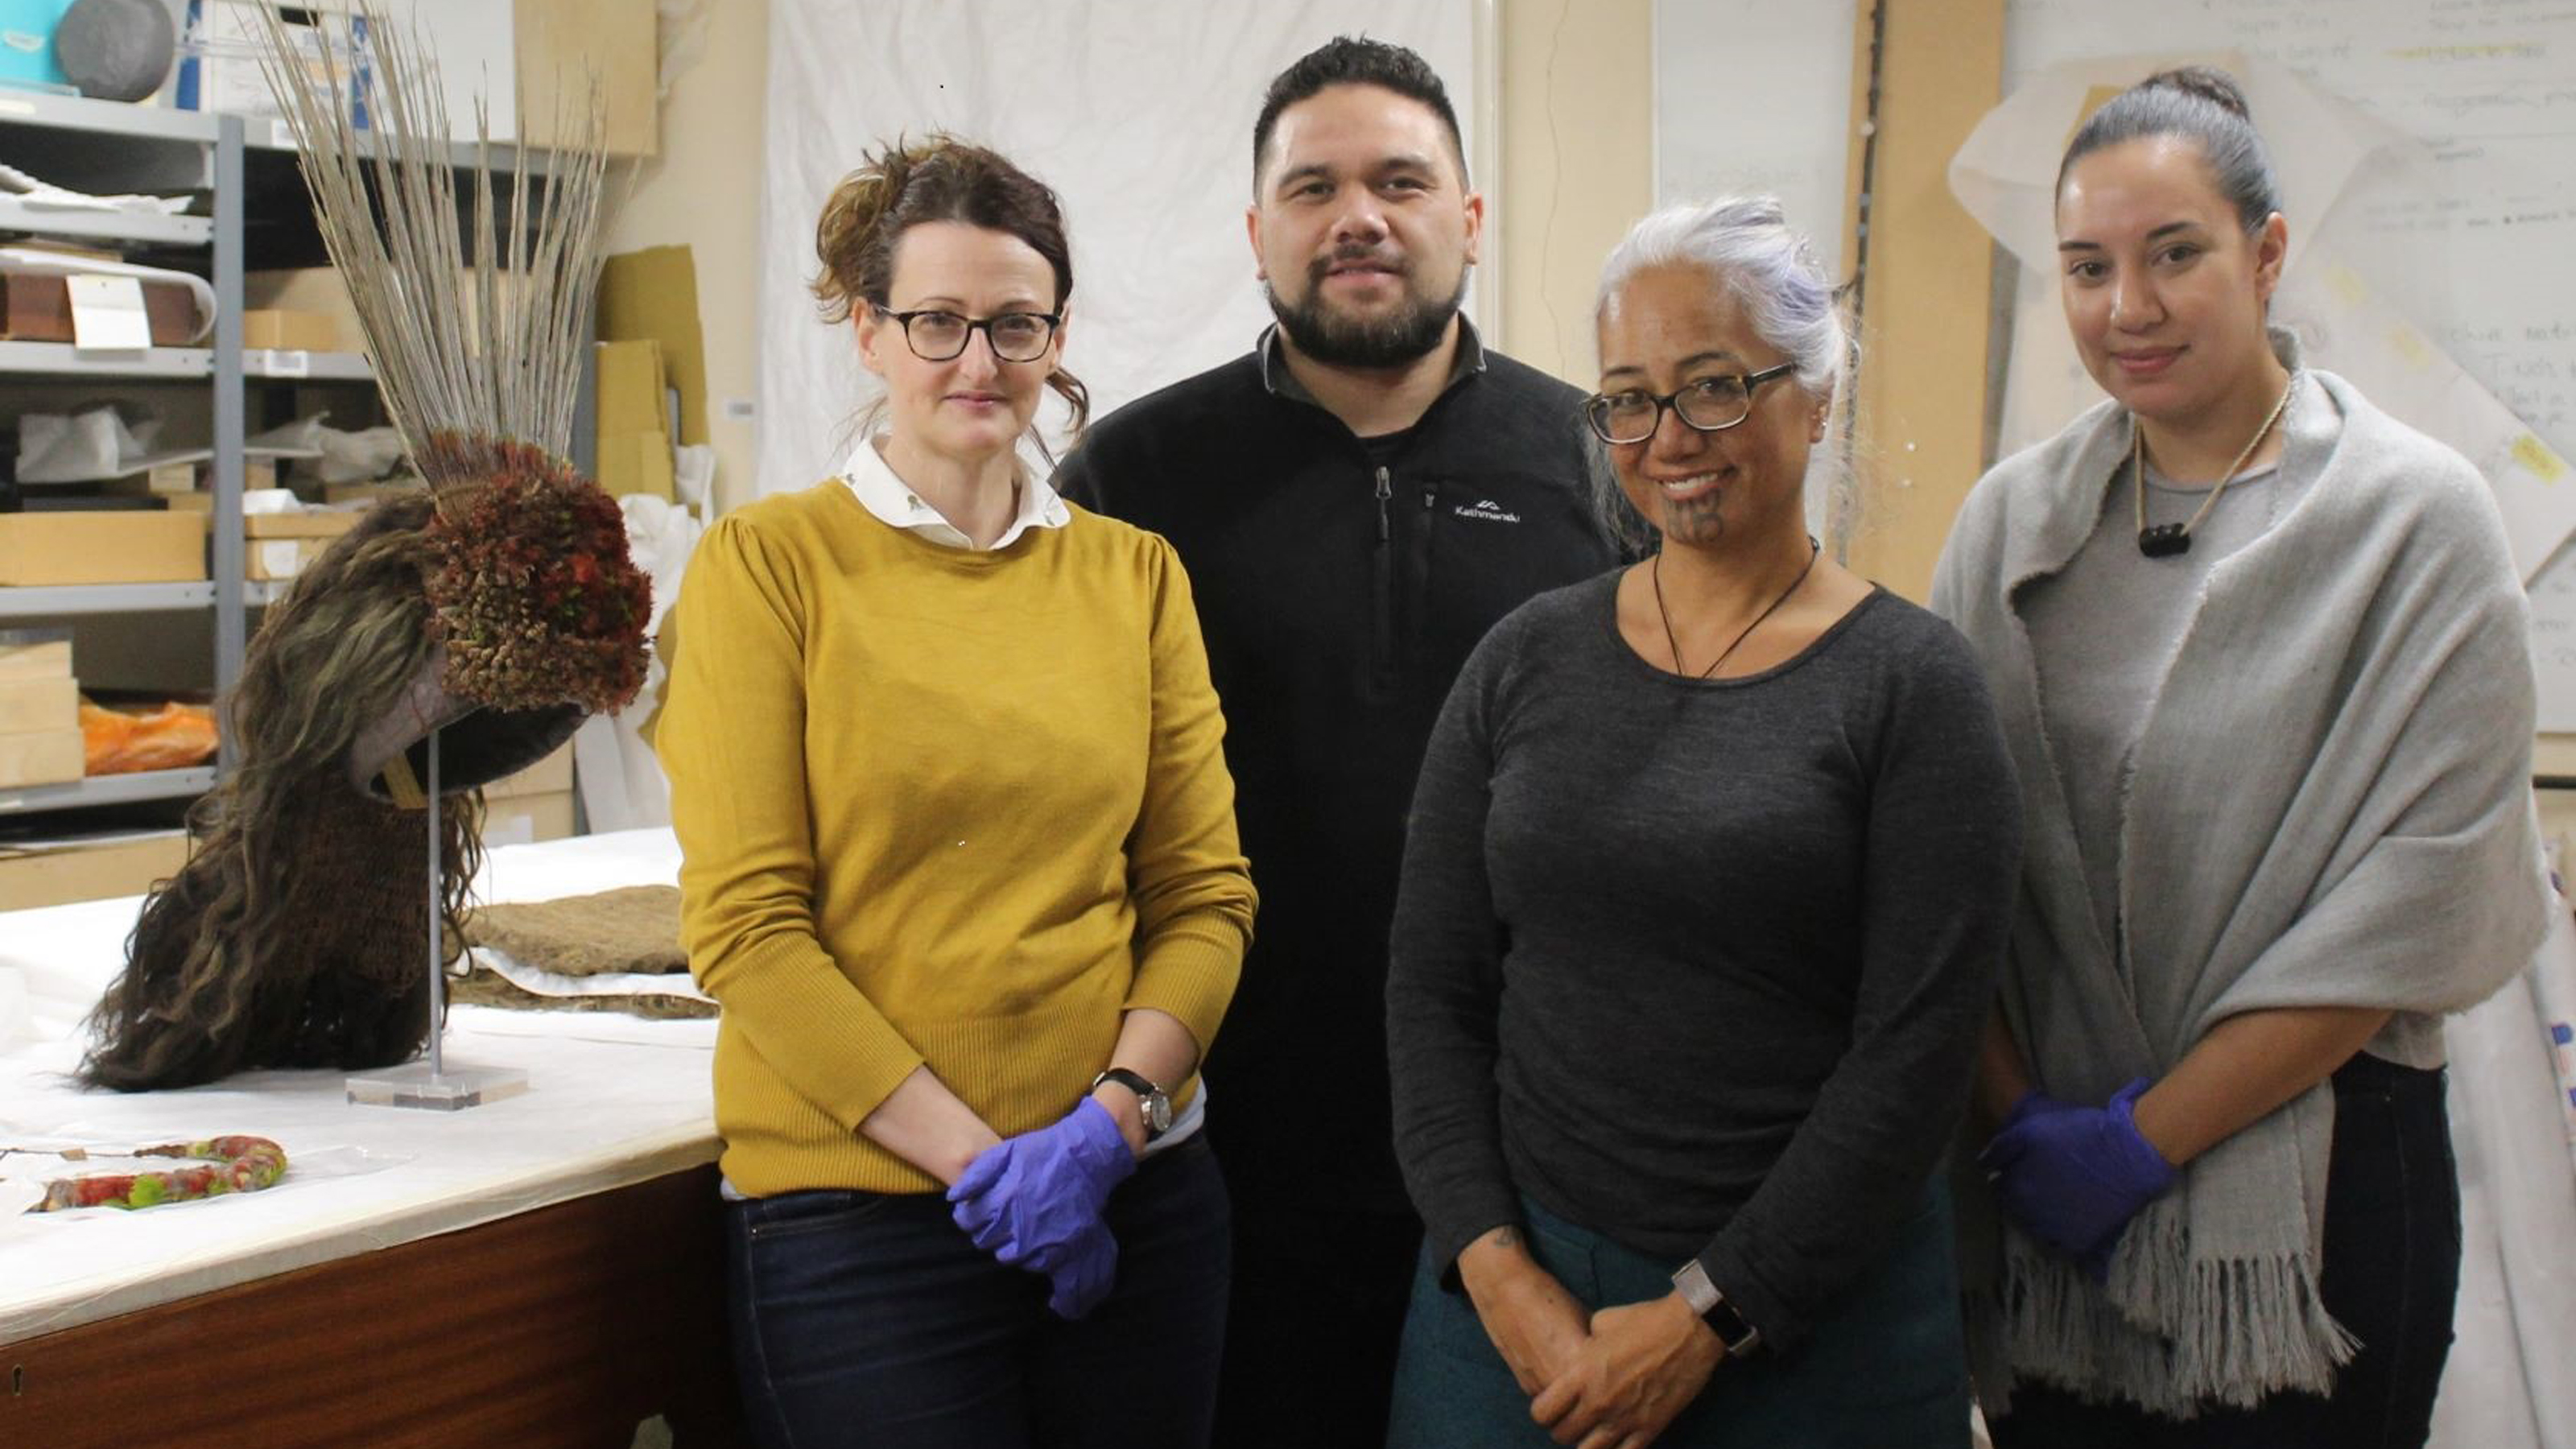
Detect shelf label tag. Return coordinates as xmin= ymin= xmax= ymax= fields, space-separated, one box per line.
xmin=258 ymin=349 xmax=311 ymax=378
xmin=68 ymin=275 xmax=151 ymax=352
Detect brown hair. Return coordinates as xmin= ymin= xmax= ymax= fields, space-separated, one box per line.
xmin=813 ymin=135 xmax=1090 ymax=439
xmin=2058 ymin=66 xmax=2281 ymax=234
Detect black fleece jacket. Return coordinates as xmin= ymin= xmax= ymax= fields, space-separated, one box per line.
xmin=1055 ymin=324 xmax=1613 ymax=1212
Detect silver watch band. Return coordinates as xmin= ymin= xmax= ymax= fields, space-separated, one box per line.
xmin=1670 ymin=1260 xmax=1762 ymax=1356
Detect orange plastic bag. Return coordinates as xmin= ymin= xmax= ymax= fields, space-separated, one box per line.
xmin=81 ymin=702 xmax=220 ymax=776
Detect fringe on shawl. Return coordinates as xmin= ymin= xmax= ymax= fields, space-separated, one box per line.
xmin=1967 ymin=1220 xmax=2358 ymax=1421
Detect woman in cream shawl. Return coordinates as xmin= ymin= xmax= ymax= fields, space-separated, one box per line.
xmin=1931 ymin=67 xmax=2547 ymax=1445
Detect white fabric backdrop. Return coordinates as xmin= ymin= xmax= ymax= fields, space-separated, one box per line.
xmin=758 ymin=0 xmax=1477 ymax=497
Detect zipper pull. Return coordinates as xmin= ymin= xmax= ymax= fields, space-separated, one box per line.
xmin=1374 ymin=466 xmax=1392 ymax=542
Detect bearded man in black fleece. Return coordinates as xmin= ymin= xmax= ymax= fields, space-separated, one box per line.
xmin=1053 ymin=35 xmax=1612 ymax=1449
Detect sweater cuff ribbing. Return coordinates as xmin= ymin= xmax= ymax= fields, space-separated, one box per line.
xmin=729 ymin=932 xmax=927 ymax=1133
xmin=1125 ymin=915 xmax=1247 ymax=1055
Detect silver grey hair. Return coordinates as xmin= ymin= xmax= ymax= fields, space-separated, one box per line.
xmin=1587 ymin=195 xmax=1856 ymax=555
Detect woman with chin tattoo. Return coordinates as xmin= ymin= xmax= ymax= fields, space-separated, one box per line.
xmin=1382 ymin=195 xmax=2019 ymax=1448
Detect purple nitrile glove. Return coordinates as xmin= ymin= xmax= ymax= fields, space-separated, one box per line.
xmin=948 ymin=1096 xmax=1137 ymax=1319
xmin=1039 ymin=1217 xmax=1121 ymax=1320
xmin=1998 ymin=1088 xmax=2077 ymax=1136
xmin=1979 ymin=1077 xmax=2176 ymax=1274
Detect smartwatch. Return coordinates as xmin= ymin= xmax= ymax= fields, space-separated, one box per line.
xmin=1091 ymin=1067 xmax=1173 ymax=1141
xmin=1670 ymin=1259 xmax=1762 ymax=1357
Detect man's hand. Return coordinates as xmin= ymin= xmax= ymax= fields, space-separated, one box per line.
xmin=1456 ymin=1225 xmax=1592 ymax=1395
xmin=1531 ymin=1294 xmax=1723 ymax=1448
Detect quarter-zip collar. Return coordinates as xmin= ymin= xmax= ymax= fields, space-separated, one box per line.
xmin=1256 ymin=316 xmax=1491 ymax=409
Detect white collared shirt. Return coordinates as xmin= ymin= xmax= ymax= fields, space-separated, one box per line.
xmin=839 ymin=437 xmax=1073 ymax=551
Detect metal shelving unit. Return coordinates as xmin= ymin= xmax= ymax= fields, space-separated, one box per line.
xmin=2 ymin=89 xmax=572 ymax=825
xmin=0 ymin=196 xmax=211 ymax=247
xmin=1 ymin=93 xmax=244 ymax=812
xmin=244 ymin=348 xmax=372 ymax=380
xmin=0 ymin=341 xmax=213 ymax=377
xmin=0 ymin=766 xmax=218 ymax=814
xmin=0 ymin=583 xmax=217 ymax=616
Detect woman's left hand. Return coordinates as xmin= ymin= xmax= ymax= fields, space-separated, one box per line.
xmin=1530 ymin=1294 xmax=1723 ymax=1448
xmin=1979 ymin=1076 xmax=2175 ymax=1274
xmin=948 ymin=1096 xmax=1137 ymax=1315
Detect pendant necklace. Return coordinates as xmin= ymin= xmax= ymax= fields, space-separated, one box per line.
xmin=1652 ymin=535 xmax=1823 ymax=679
xmin=2134 ymin=374 xmax=2298 ymax=558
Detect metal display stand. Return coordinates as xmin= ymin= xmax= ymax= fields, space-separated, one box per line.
xmin=345 ymin=727 xmax=528 ymax=1111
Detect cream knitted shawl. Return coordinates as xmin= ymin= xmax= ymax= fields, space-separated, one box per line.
xmin=1930 ymin=368 xmax=2548 ymax=1416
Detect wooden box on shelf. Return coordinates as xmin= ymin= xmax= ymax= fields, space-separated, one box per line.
xmin=243 ymin=510 xmax=362 ymax=582
xmin=0 ymin=675 xmax=76 ymax=735
xmin=240 ymin=309 xmax=339 ymax=352
xmin=0 ymin=630 xmax=73 ymax=681
xmin=0 ymin=272 xmax=198 ymax=345
xmin=0 ymin=728 xmax=83 ymax=789
xmin=0 ymin=512 xmax=207 ymax=586
xmin=0 ymin=829 xmax=193 ymax=911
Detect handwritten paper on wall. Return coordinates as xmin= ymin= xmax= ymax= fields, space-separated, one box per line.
xmin=1967 ymin=2 xmax=2576 ymax=728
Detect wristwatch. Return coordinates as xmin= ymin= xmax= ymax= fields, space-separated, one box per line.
xmin=1091 ymin=1067 xmax=1172 ymax=1141
xmin=1670 ymin=1259 xmax=1762 ymax=1357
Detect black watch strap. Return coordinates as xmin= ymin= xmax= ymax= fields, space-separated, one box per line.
xmin=1090 ymin=1067 xmax=1172 ymax=1140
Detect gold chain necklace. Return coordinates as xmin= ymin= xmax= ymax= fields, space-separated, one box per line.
xmin=1651 ymin=535 xmax=1822 ymax=679
xmin=2134 ymin=373 xmax=2298 ymax=558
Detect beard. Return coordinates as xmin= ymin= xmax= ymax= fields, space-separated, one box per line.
xmin=1265 ymin=247 xmax=1468 ymax=368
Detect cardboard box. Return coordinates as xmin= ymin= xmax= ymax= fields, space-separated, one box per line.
xmin=0 ymin=512 xmax=207 ymax=586
xmin=324 ymin=478 xmax=424 ymax=506
xmin=245 ymin=536 xmax=329 ymax=581
xmin=0 ymin=728 xmax=85 ymax=789
xmin=0 ymin=629 xmax=72 ymax=681
xmin=105 ymin=459 xmax=277 ymax=499
xmin=486 ymin=742 xmax=574 ymax=800
xmin=481 ymin=787 xmax=576 ymax=846
xmin=247 ymin=266 xmax=526 ymax=352
xmin=595 ymin=337 xmax=675 ymax=500
xmin=0 ymin=676 xmax=77 ymax=735
xmin=246 ymin=267 xmax=362 ymax=346
xmin=0 ymin=830 xmax=193 ymax=911
xmin=516 ymin=0 xmax=659 ymax=158
xmin=0 ymin=270 xmax=198 ymax=345
xmin=242 ymin=308 xmax=341 ymax=352
xmin=245 ymin=510 xmax=364 ymax=541
xmin=242 ymin=509 xmax=362 ymax=580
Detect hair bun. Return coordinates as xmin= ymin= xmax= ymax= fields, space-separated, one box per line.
xmin=812 ymin=135 xmax=961 ymax=324
xmin=2137 ymin=65 xmax=2252 ymax=122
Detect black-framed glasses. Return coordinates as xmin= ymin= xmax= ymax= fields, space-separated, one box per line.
xmin=877 ymin=306 xmax=1062 ymax=363
xmin=1583 ymin=362 xmax=1798 ymax=444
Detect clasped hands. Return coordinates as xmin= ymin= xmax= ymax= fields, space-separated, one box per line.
xmin=1463 ymin=1233 xmax=1724 ymax=1449
xmin=946 ymin=1096 xmax=1137 ymax=1319
xmin=1979 ymin=1076 xmax=2177 ymax=1279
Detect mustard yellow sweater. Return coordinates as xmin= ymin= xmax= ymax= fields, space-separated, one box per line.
xmin=654 ymin=481 xmax=1256 ymax=1195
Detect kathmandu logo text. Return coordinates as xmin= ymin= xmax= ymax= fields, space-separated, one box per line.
xmin=1453 ymin=499 xmax=1521 ymax=523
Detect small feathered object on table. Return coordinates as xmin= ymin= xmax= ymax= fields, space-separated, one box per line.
xmin=80 ymin=13 xmax=650 ymax=1090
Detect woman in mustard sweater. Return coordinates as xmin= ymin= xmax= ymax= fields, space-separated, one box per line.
xmin=655 ymin=138 xmax=1257 ymax=1449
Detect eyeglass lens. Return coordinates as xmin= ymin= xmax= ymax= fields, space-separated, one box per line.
xmin=905 ymin=312 xmax=1055 ymax=362
xmin=1590 ymin=377 xmax=1752 ymax=443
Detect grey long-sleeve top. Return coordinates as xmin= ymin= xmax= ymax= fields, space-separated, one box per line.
xmin=1386 ymin=572 xmax=2020 ymax=1347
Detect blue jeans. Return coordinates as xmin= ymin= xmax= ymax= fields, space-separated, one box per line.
xmin=725 ymin=1134 xmax=1230 ymax=1449
xmin=1386 ymin=1187 xmax=1971 ymax=1449
xmin=1988 ymin=1052 xmax=2462 ymax=1449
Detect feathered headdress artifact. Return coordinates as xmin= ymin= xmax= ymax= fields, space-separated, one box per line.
xmin=80 ymin=13 xmax=650 ymax=1089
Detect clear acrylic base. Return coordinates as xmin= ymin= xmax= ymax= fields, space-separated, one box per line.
xmin=345 ymin=1062 xmax=530 ymax=1112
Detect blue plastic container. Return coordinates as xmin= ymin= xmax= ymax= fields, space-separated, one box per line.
xmin=0 ymin=0 xmax=75 ymax=91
